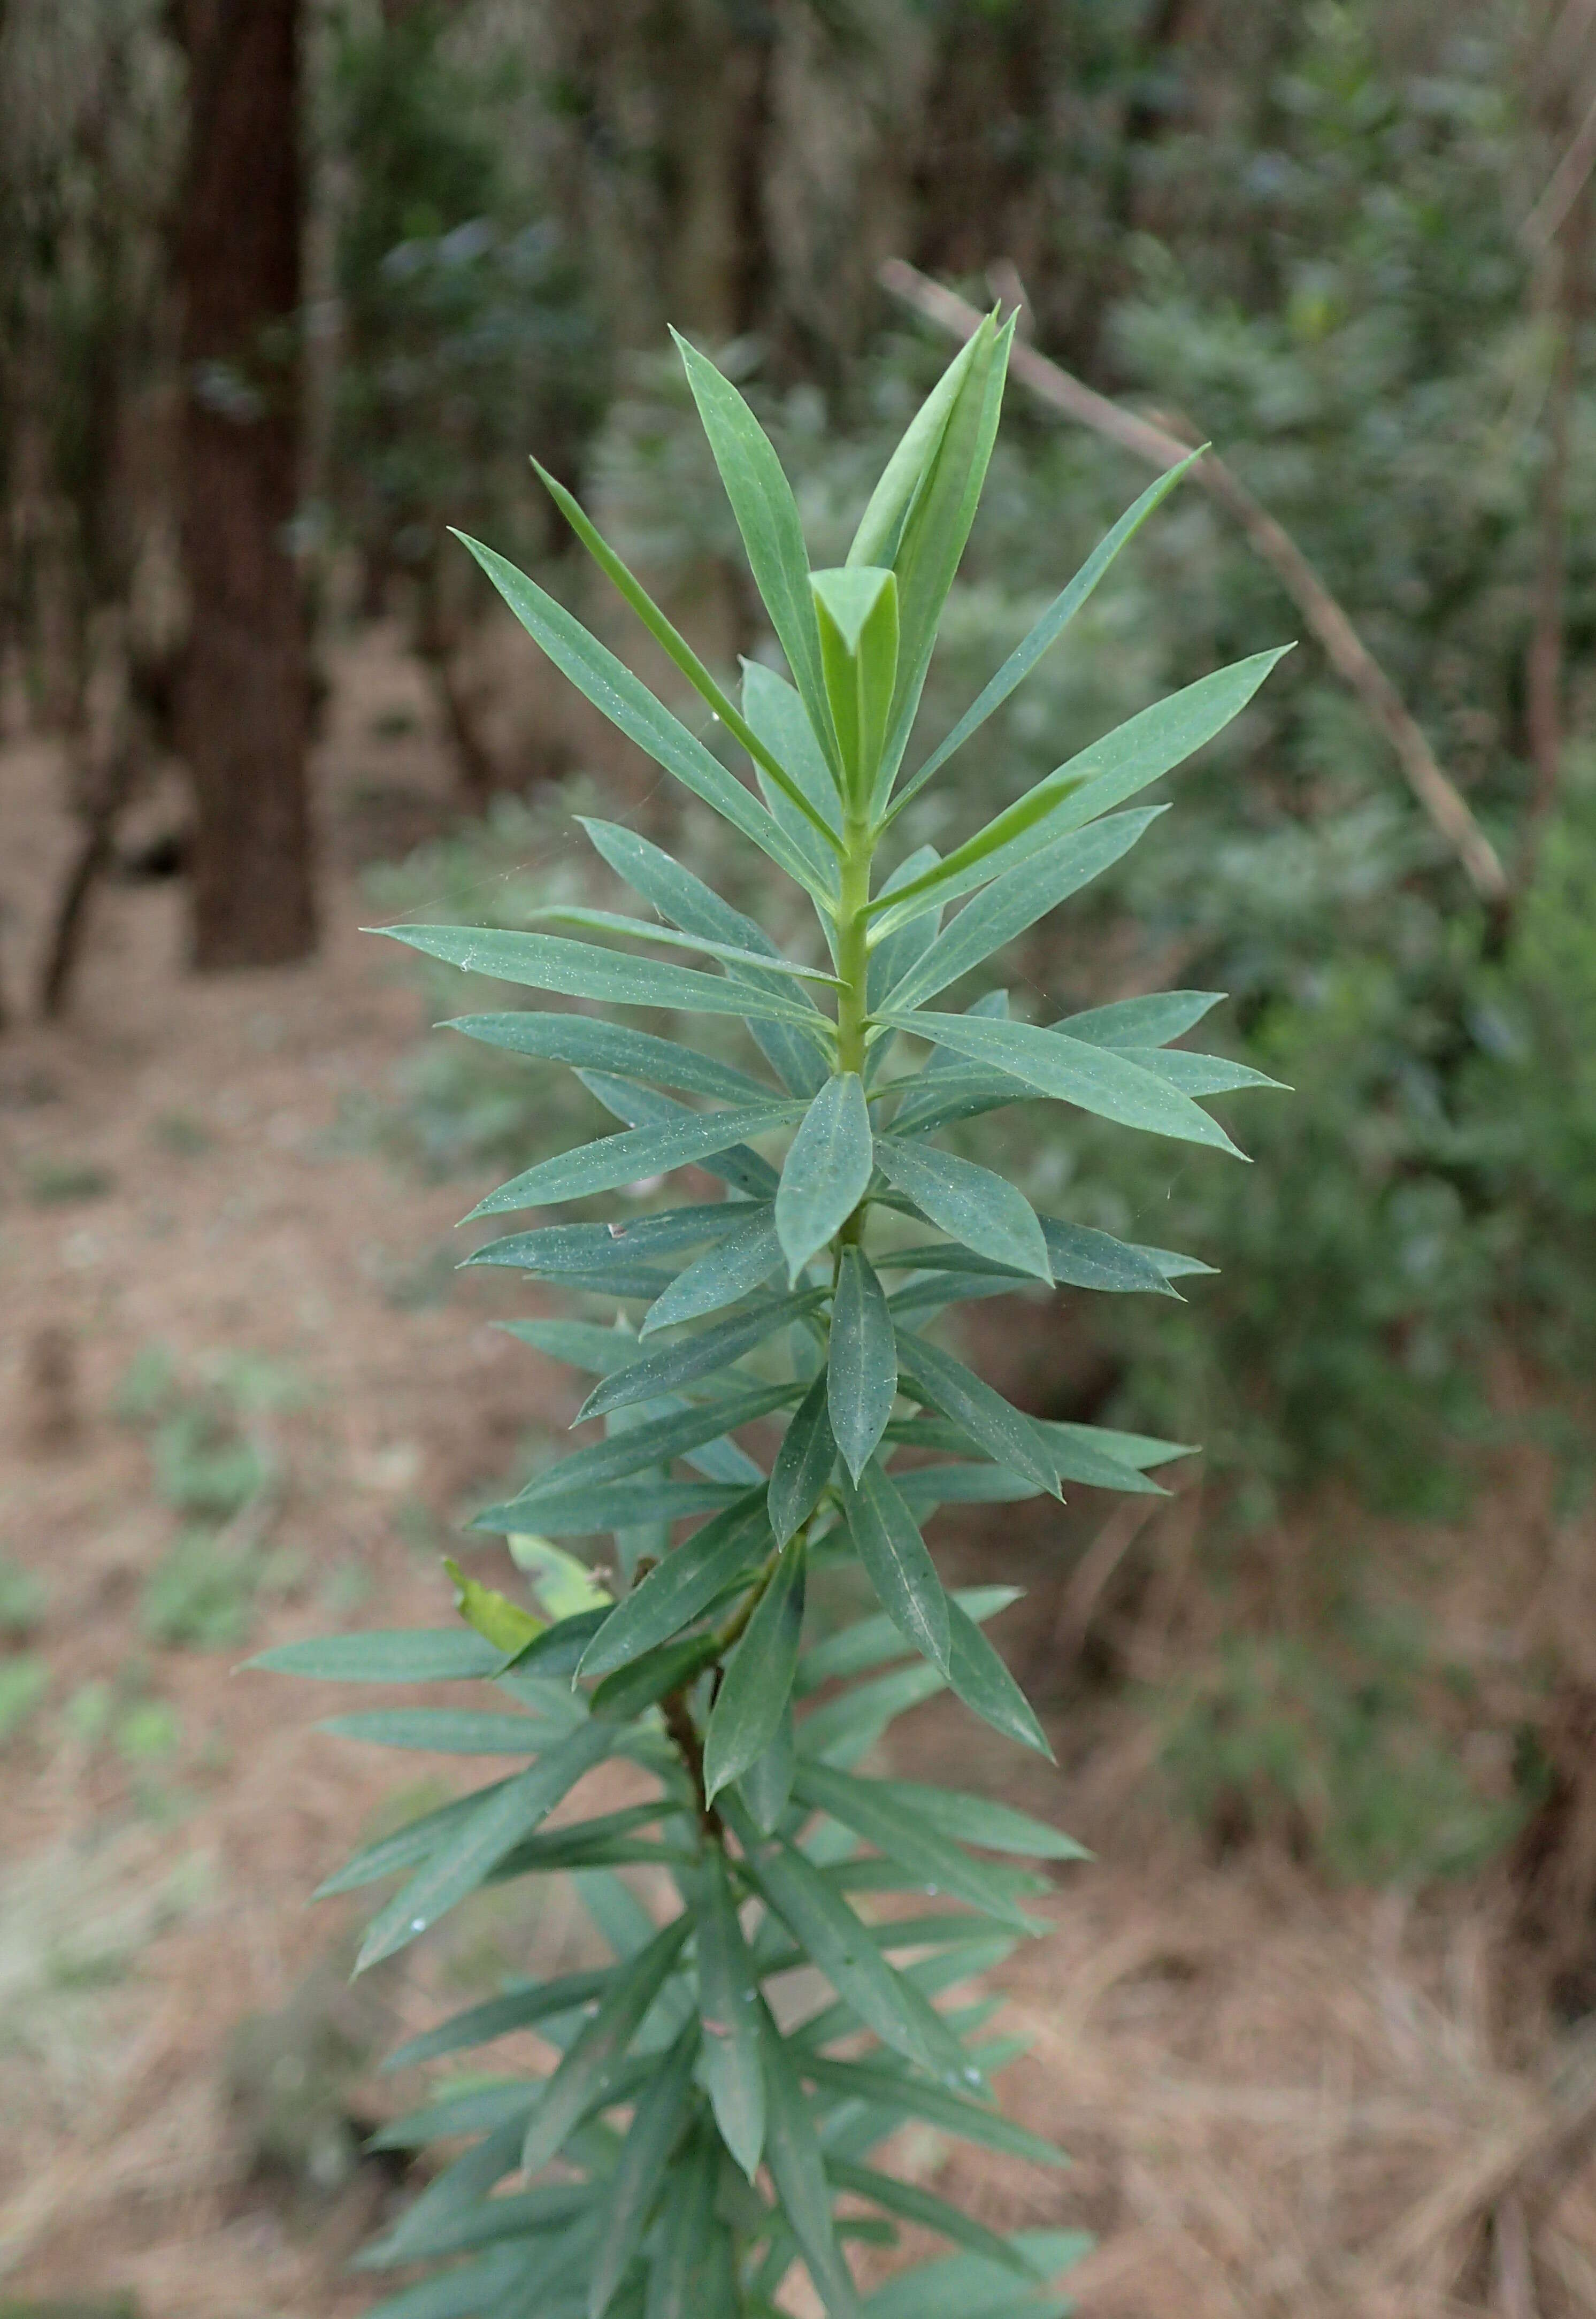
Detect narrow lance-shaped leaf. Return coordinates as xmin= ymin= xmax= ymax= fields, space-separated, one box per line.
xmin=866 ymin=646 xmax=1293 ymax=935
xmin=520 ymin=1913 xmax=692 ymax=2173
xmin=533 ymin=460 xmax=844 ymax=857
xmin=878 ymin=1008 xmax=1245 ymax=1158
xmin=704 ymin=1533 xmax=806 ymax=1802
xmin=641 ymin=1209 xmax=784 ymax=1337
xmin=465 ymin=1101 xmax=805 ymax=1223
xmin=379 ymin=922 xmax=822 ymax=1027
xmin=827 ymin=1247 xmax=897 ymax=1484
xmin=758 ymin=2002 xmax=863 ymax=2319
xmin=576 ymin=1287 xmax=824 ymax=1423
xmin=775 ymin=1073 xmax=874 ymax=1285
xmin=586 ymin=2022 xmax=697 ymax=2319
xmin=878 ymin=809 xmax=1163 ymax=1015
xmin=357 ymin=1719 xmax=615 ymax=1970
xmin=672 ymin=332 xmax=839 ymax=781
xmin=891 ymin=449 xmax=1206 ymax=814
xmin=528 ymin=904 xmax=839 ymax=988
xmin=848 ymin=329 xmax=983 ymax=570
xmin=453 ymin=531 xmax=824 ymax=895
xmin=873 ymin=1137 xmax=1051 ymax=1284
xmin=578 ymin=813 xmax=832 ymax=1097
xmin=577 ymin=1494 xmax=770 ymax=1680
xmin=446 ymin=1011 xmax=774 ymax=1105
xmin=769 ymin=1371 xmax=837 ymax=1546
xmin=696 ymin=1847 xmax=767 ymax=2179
xmin=837 ymin=1457 xmax=952 ymax=1675
xmin=893 ymin=1331 xmax=1059 ymax=1498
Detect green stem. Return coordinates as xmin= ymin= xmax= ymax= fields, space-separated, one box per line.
xmin=834 ymin=810 xmax=873 ymax=1079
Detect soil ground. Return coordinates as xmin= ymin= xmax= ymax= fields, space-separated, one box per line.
xmin=3 ymin=634 xmax=1595 ymax=2318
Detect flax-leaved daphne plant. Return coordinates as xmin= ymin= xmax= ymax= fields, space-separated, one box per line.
xmin=254 ymin=317 xmax=1287 ymax=2318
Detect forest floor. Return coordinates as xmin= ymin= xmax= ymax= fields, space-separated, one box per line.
xmin=2 ymin=631 xmax=1595 ymax=2319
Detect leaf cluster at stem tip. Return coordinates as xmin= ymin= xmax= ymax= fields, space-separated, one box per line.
xmin=265 ymin=312 xmax=1287 ymax=2319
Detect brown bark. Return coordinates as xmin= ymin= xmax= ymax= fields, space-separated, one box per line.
xmin=175 ymin=0 xmax=316 ymax=970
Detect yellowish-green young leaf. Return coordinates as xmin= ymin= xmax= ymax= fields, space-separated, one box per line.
xmin=811 ymin=565 xmax=899 ymax=809
xmin=443 ymin=1558 xmax=544 ymax=1655
xmin=507 ymin=1534 xmax=614 ymax=1619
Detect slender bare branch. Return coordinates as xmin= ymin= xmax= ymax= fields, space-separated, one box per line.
xmin=879 ymin=257 xmax=1509 ymax=906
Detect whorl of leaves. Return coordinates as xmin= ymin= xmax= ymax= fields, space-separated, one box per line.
xmin=254 ymin=317 xmax=1283 ymax=2316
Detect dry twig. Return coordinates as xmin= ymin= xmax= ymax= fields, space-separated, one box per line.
xmin=879 ymin=258 xmax=1509 ymax=909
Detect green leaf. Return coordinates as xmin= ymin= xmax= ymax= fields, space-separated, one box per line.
xmin=508 ymin=1384 xmax=792 ymax=1512
xmin=796 ymin=1660 xmax=947 ymax=1765
xmin=588 ymin=1632 xmax=720 ymax=1723
xmin=861 ymin=1778 xmax=1086 ymax=1861
xmin=878 ymin=810 xmax=1161 ymax=1011
xmin=244 ymin=1629 xmax=502 ymax=1683
xmin=641 ymin=1209 xmax=784 ymax=1336
xmin=446 ymin=1012 xmax=774 ymax=1108
xmin=1040 ymin=1217 xmax=1180 ymax=1296
xmin=578 ymin=816 xmax=832 ymax=1099
xmin=385 ymin=1967 xmax=616 ymax=2073
xmin=878 ymin=1009 xmax=1244 ymax=1157
xmin=1122 ymin=1045 xmax=1286 ymax=1096
xmin=775 ymin=1074 xmax=874 ymax=1284
xmin=528 ymin=903 xmax=838 ymax=989
xmin=379 ymin=923 xmax=821 ymax=1029
xmin=873 ymin=1138 xmax=1050 ymax=1284
xmin=848 ymin=331 xmax=984 ymax=571
xmin=578 ymin=1073 xmax=784 ymax=1203
xmin=358 ymin=2180 xmax=592 ymax=2268
xmin=466 ymin=1101 xmax=805 ymax=1223
xmin=736 ymin=1701 xmax=796 ymax=1833
xmin=696 ymin=1847 xmax=767 ymax=2178
xmin=769 ymin=1372 xmax=838 ymax=1546
xmin=727 ymin=1803 xmax=970 ymax=2083
xmin=740 ymin=661 xmax=842 ymax=892
xmin=703 ymin=1534 xmax=805 ymax=1801
xmin=836 ymin=1460 xmax=951 ymax=1674
xmin=489 ymin=1804 xmax=697 ymax=1883
xmin=802 ymin=2053 xmax=1066 ymax=2169
xmin=500 ymin=1606 xmax=613 ymax=1679
xmin=641 ymin=2123 xmax=736 ymax=2319
xmin=1055 ymin=990 xmax=1224 ymax=1047
xmin=1041 ymin=1418 xmax=1192 ymax=1472
xmin=319 ymin=1709 xmax=545 ymax=1756
xmin=758 ymin=2003 xmax=863 ymax=2319
xmin=577 ymin=1288 xmax=824 ymax=1423
xmin=827 ymin=2160 xmax=1043 ymax=2279
xmin=893 ymin=1333 xmax=1058 ymax=1497
xmin=534 ymin=464 xmax=844 ymax=861
xmin=672 ymin=333 xmax=837 ymax=780
xmin=946 ymin=1595 xmax=1052 ymax=1759
xmin=860 ymin=2232 xmax=1088 ymax=2319
xmin=892 ymin=450 xmax=1206 ymax=812
xmin=471 ymin=1204 xmax=759 ymax=1288
xmin=314 ymin=1779 xmax=517 ymax=1898
xmin=452 ymin=531 xmax=821 ymax=892
xmin=892 ymin=1465 xmax=1042 ymax=1516
xmin=578 ymin=1494 xmax=771 ymax=1679
xmin=827 ymin=1248 xmax=898 ymax=1484
xmin=879 ymin=314 xmax=1014 ymax=802
xmin=360 ymin=2248 xmax=526 ymax=2319
xmin=357 ymin=1721 xmax=615 ymax=1970
xmin=520 ymin=1914 xmax=692 ymax=2172
xmin=791 ymin=1760 xmax=1045 ymax=1932
xmin=796 ymin=1586 xmax=1020 ymax=1691
xmin=812 ymin=565 xmax=899 ymax=807
xmin=587 ymin=2023 xmax=697 ymax=2319
xmin=868 ymin=647 xmax=1292 ymax=928
xmin=471 ymin=1479 xmax=743 ymax=1539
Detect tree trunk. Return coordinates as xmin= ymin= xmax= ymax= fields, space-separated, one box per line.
xmin=175 ymin=0 xmax=316 ymax=970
